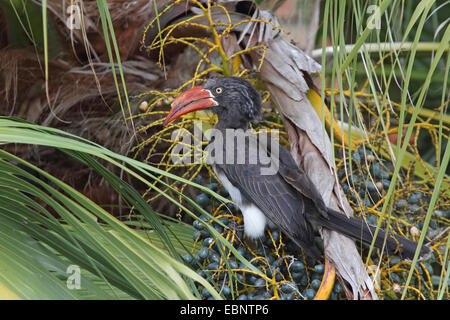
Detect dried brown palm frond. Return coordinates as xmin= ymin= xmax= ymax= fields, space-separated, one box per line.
xmin=1 ymin=50 xmax=162 ymax=149
xmin=1 ymin=0 xmax=174 ymax=211
xmin=0 ymin=48 xmax=66 ymax=119
xmin=35 ymin=0 xmax=163 ymax=61
xmin=0 ymin=46 xmax=164 ymax=211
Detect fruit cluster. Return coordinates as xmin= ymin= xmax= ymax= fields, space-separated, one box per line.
xmin=183 ymin=147 xmax=448 ymax=300
xmin=185 ymin=176 xmax=344 ymax=300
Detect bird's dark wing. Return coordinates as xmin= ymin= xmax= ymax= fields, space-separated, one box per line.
xmin=253 ymin=137 xmax=431 ymax=260
xmin=264 ymin=137 xmax=330 ymax=218
xmin=214 ymin=134 xmax=322 ymax=257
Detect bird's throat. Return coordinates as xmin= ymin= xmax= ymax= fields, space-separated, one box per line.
xmin=215 ymin=118 xmax=249 ymax=130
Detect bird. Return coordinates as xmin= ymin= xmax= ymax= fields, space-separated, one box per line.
xmin=164 ymin=76 xmax=431 ymax=260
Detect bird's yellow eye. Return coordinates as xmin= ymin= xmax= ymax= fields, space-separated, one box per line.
xmin=215 ymin=87 xmax=223 ymax=94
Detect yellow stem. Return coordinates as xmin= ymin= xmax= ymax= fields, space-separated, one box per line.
xmin=203 ymin=1 xmax=231 ymax=75
xmin=306 ymin=89 xmax=357 ymax=149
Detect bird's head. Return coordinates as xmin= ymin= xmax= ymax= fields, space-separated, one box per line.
xmin=164 ymin=77 xmax=262 ymax=128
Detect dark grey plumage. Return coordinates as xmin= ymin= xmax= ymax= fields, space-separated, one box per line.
xmin=201 ymin=77 xmax=431 ymax=260
xmin=203 ymin=77 xmax=262 ymax=129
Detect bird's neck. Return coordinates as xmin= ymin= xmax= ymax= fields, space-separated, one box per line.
xmin=215 ymin=118 xmax=249 ymax=130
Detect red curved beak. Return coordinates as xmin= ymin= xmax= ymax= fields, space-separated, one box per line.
xmin=164 ymin=86 xmax=218 ymax=126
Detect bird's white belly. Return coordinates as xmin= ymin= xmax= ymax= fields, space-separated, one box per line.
xmin=214 ymin=168 xmax=243 ymax=206
xmin=240 ymin=204 xmax=267 ymax=239
xmin=214 ymin=167 xmax=267 ymax=238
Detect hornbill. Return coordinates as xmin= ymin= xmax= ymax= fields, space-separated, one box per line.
xmin=164 ymin=76 xmax=431 ymax=260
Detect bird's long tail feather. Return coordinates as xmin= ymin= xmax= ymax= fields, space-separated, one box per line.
xmin=319 ymin=209 xmax=431 ymax=260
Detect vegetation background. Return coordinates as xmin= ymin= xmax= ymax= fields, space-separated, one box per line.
xmin=0 ymin=0 xmax=448 ymax=300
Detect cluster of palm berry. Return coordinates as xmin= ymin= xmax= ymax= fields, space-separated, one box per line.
xmin=337 ymin=147 xmax=449 ymax=300
xmin=182 ymin=146 xmax=448 ymax=300
xmin=183 ymin=175 xmax=345 ymax=300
